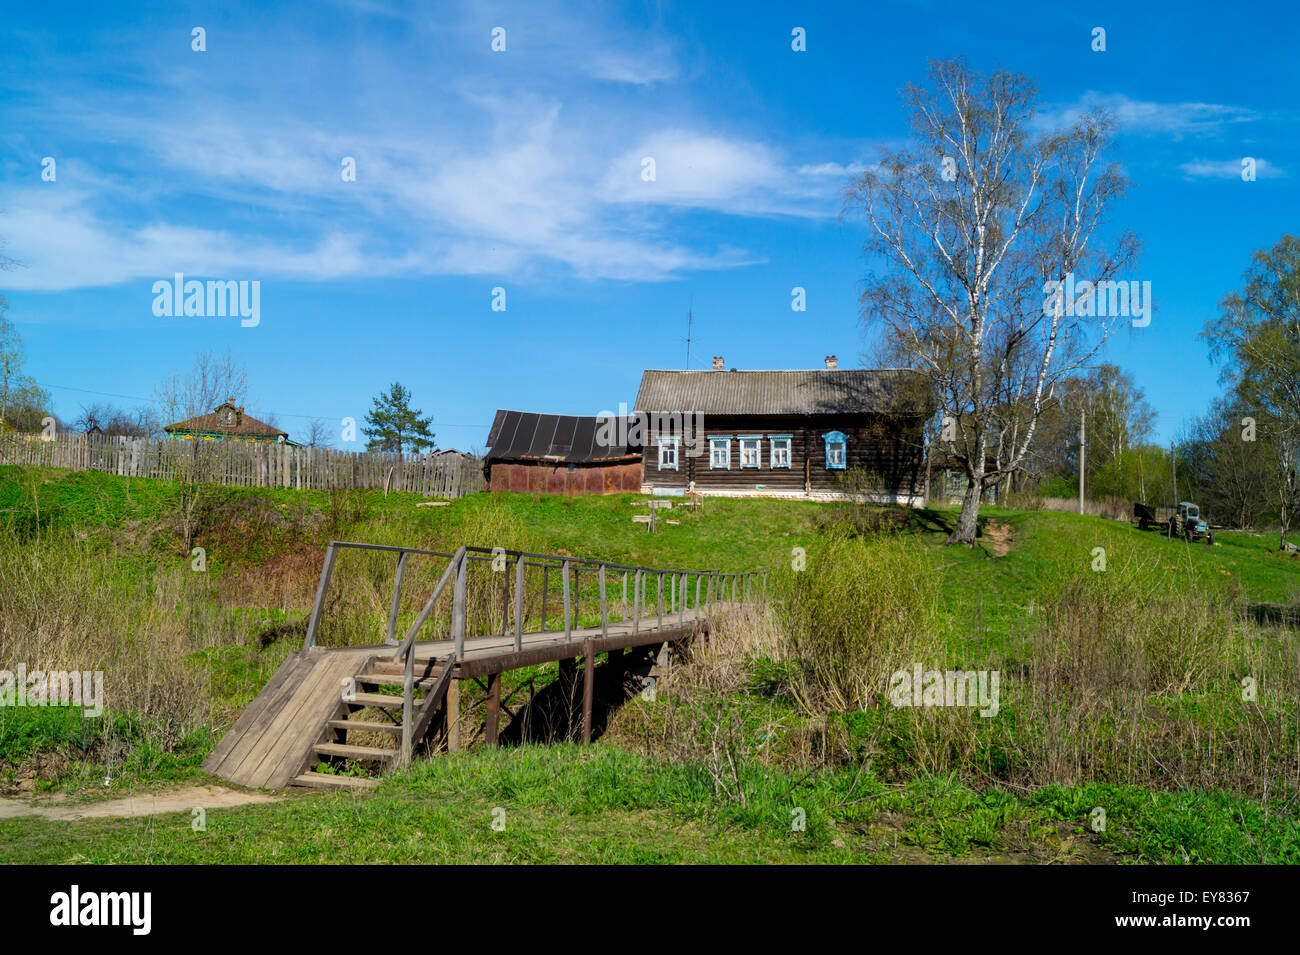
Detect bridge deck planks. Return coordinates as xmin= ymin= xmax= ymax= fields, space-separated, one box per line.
xmin=205 ymin=607 xmax=721 ymax=788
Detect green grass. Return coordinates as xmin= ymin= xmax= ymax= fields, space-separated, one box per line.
xmin=2 ymin=745 xmax=1295 ymax=864
xmin=0 ymin=706 xmax=214 ymax=793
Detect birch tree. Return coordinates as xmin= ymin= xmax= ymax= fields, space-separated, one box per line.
xmin=850 ymin=59 xmax=1139 ymax=544
xmin=1202 ymin=234 xmax=1300 ymax=548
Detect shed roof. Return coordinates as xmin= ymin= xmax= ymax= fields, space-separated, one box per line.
xmin=486 ymin=409 xmax=641 ymax=463
xmin=634 ymin=368 xmax=924 ymax=416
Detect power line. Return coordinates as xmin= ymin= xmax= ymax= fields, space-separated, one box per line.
xmin=30 ymin=379 xmax=492 ymax=429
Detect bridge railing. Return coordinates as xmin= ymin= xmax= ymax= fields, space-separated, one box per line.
xmin=301 ymin=541 xmax=768 ymax=764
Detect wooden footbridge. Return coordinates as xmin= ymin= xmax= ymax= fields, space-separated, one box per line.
xmin=204 ymin=543 xmax=766 ymax=791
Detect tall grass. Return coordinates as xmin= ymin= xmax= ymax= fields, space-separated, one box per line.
xmin=0 ymin=531 xmax=239 ymax=760
xmin=623 ymin=525 xmax=1300 ymax=801
xmin=777 ymin=527 xmax=946 ymax=713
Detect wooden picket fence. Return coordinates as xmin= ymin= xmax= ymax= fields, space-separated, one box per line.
xmin=0 ymin=431 xmax=485 ymax=498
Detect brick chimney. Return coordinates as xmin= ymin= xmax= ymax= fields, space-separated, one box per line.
xmin=712 ymin=356 xmax=725 ymax=371
xmin=825 ymin=355 xmax=838 ymax=370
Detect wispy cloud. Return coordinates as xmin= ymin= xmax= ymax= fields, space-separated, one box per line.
xmin=600 ymin=130 xmax=838 ymax=217
xmin=1036 ymin=92 xmax=1258 ymax=138
xmin=1180 ymin=157 xmax=1286 ymax=180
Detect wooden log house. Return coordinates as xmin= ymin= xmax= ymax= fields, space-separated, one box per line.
xmin=634 ymin=356 xmax=927 ymax=504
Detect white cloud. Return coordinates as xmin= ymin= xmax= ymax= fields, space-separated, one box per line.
xmin=1180 ymin=157 xmax=1285 ymax=179
xmin=600 ymin=130 xmax=834 ymax=217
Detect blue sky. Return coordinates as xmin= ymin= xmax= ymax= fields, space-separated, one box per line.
xmin=2 ymin=0 xmax=1296 ymax=449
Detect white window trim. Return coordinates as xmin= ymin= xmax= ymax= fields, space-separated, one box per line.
xmin=738 ymin=435 xmax=762 ymax=469
xmin=657 ymin=435 xmax=680 ymax=471
xmin=768 ymin=434 xmax=793 ymax=469
xmin=709 ymin=435 xmax=732 ymax=470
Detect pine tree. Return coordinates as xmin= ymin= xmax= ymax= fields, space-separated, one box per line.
xmin=362 ymin=382 xmax=435 ymax=453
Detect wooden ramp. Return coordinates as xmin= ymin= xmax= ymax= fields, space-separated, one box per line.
xmin=206 ymin=543 xmax=764 ymax=790
xmin=204 ymin=649 xmax=369 ymax=789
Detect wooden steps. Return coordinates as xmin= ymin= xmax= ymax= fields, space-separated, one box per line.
xmin=292 ymin=772 xmax=379 ymax=791
xmin=355 ymin=671 xmax=441 ymax=689
xmin=205 ymin=647 xmax=457 ymax=791
xmin=325 ymin=719 xmax=401 ymax=734
xmin=349 ymin=692 xmax=406 ymax=709
xmin=313 ymin=742 xmax=397 ymax=763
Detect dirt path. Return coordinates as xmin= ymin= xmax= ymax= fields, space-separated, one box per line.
xmin=982 ymin=520 xmax=1014 ymax=556
xmin=0 ymin=785 xmax=280 ymax=821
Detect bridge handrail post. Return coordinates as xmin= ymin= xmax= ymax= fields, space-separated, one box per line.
xmin=384 ymin=550 xmax=409 ymax=647
xmin=514 ymin=553 xmax=525 ymax=652
xmin=562 ymin=559 xmax=572 ymax=640
xmin=303 ymin=542 xmax=339 ymax=650
xmin=400 ymin=644 xmax=415 ymax=766
xmin=632 ymin=570 xmax=641 ymax=634
xmin=657 ymin=572 xmax=664 ymax=630
xmin=452 ymin=548 xmax=468 ymax=662
xmin=391 ymin=546 xmax=463 ymax=664
xmin=599 ymin=563 xmax=608 ymax=641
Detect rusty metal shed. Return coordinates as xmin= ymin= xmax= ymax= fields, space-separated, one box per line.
xmin=484 ymin=409 xmax=642 ymax=494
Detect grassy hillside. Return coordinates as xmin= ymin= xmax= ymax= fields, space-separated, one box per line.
xmin=3 ymin=464 xmax=1299 ymax=864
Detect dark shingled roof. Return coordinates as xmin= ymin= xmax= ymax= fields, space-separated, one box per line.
xmin=634 ymin=368 xmax=924 ymax=415
xmin=486 ymin=410 xmax=641 ymax=463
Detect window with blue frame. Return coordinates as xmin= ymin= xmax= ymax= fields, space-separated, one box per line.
xmin=823 ymin=431 xmax=847 ymax=469
xmin=769 ymin=434 xmax=792 ymax=468
xmin=738 ymin=435 xmax=762 ymax=468
xmin=709 ymin=436 xmax=731 ymax=469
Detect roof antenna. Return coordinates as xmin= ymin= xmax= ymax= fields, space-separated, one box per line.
xmin=686 ymin=297 xmax=693 ymax=370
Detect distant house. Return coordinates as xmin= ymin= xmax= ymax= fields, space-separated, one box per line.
xmin=484 ymin=409 xmax=642 ymax=494
xmin=634 ymin=356 xmax=927 ymax=504
xmin=928 ymin=451 xmax=1000 ymax=505
xmin=164 ymin=398 xmax=291 ymax=445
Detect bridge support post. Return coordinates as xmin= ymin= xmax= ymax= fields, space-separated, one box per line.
xmin=484 ymin=671 xmax=502 ymax=746
xmin=582 ymin=638 xmax=595 ymax=744
xmin=446 ymin=679 xmax=461 ymax=752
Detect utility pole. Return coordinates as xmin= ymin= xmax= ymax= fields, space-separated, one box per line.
xmin=685 ymin=300 xmax=693 ymax=370
xmin=1170 ymin=441 xmax=1177 ymax=504
xmin=1079 ymin=409 xmax=1085 ymax=515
